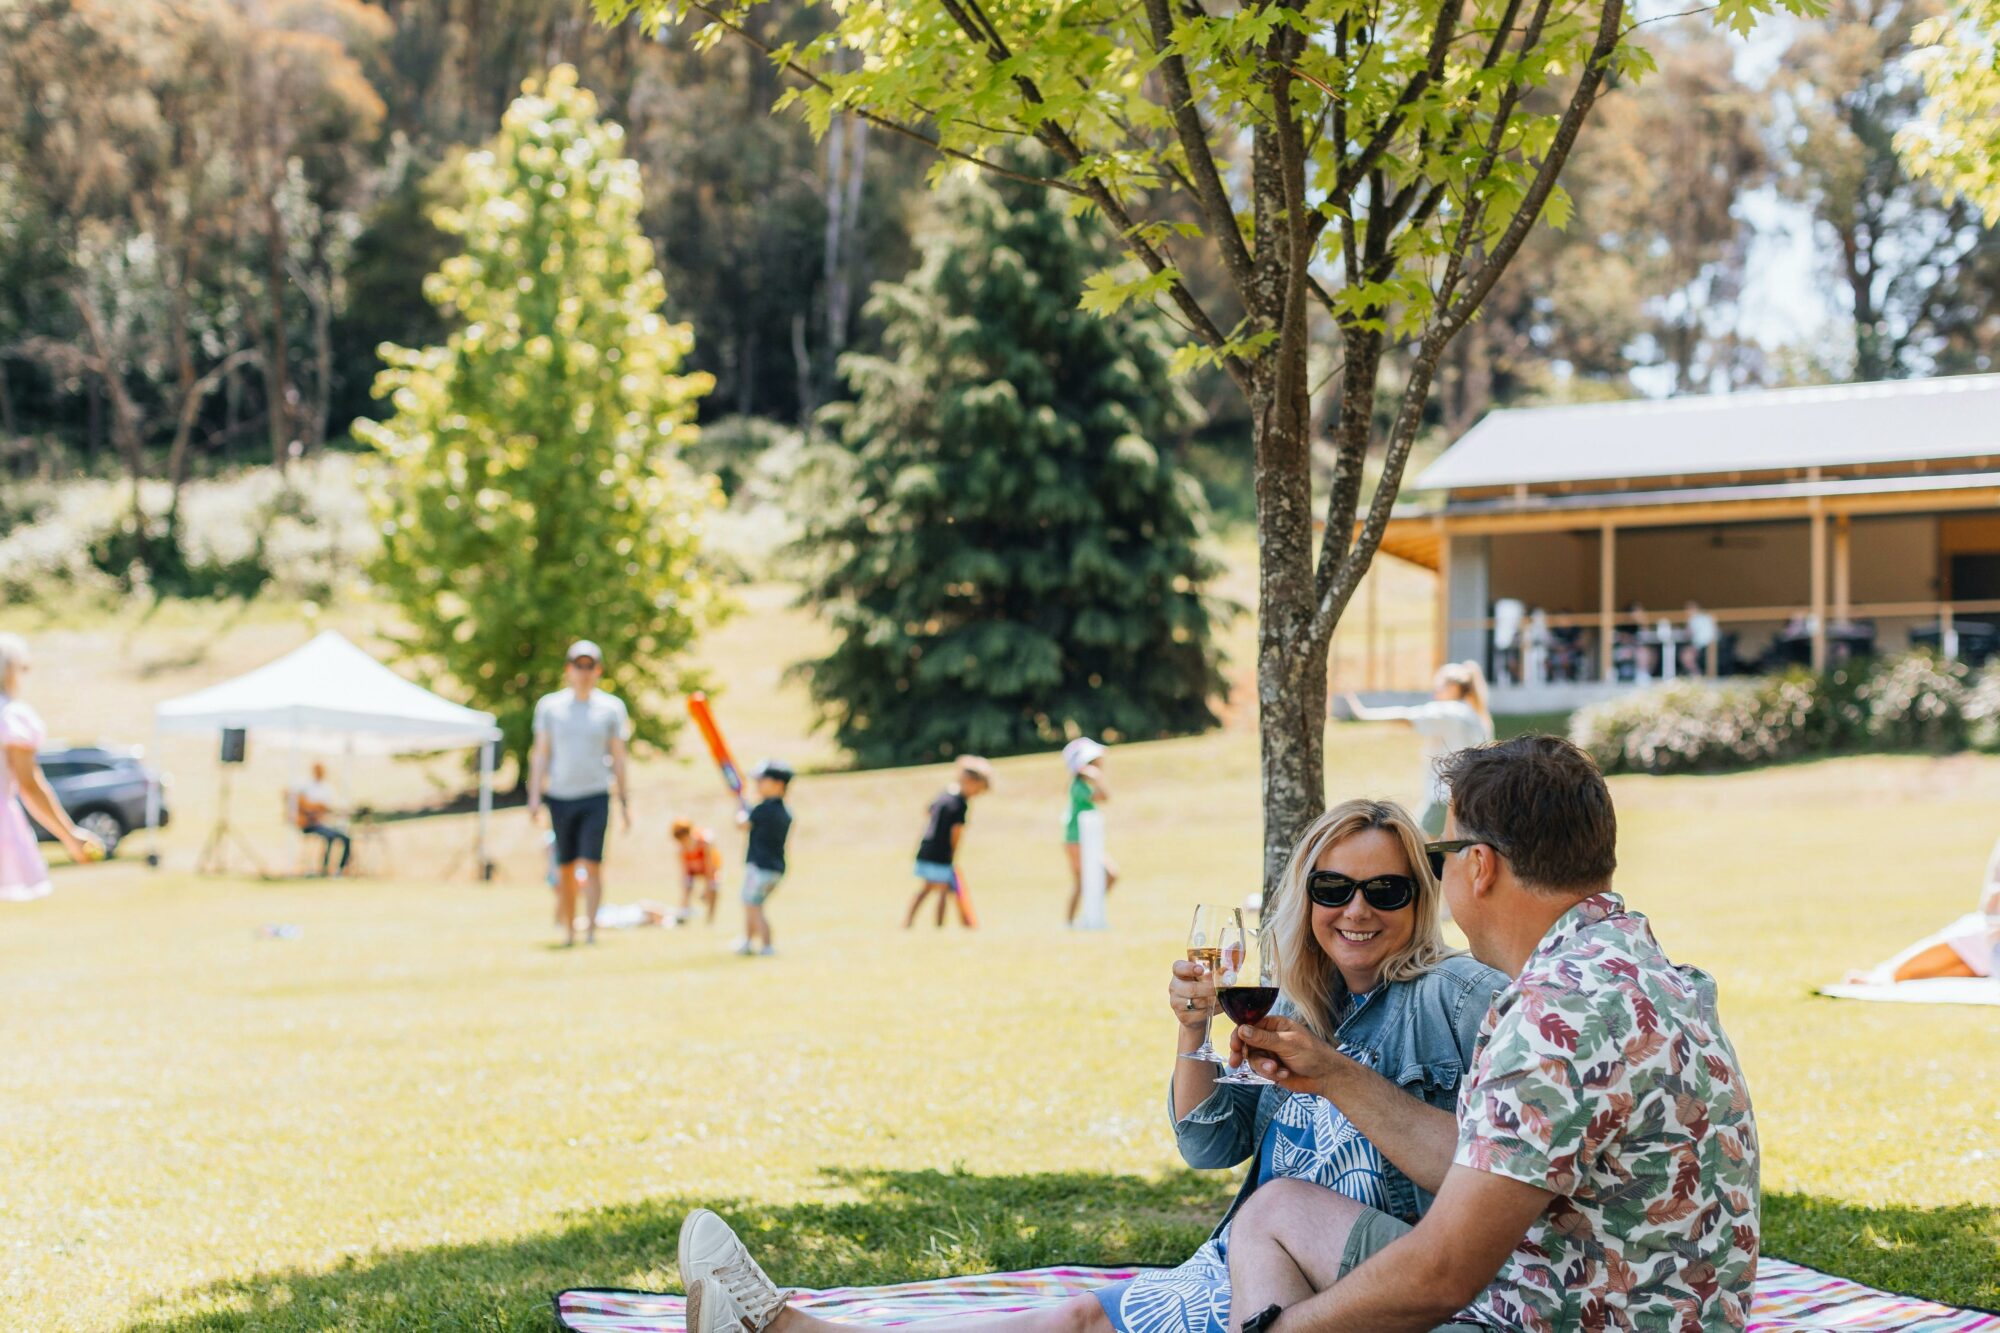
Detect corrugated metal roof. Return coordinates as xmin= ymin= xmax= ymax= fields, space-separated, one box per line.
xmin=1414 ymin=373 xmax=2000 ymax=491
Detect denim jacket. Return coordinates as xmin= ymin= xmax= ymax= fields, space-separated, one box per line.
xmin=1169 ymin=952 xmax=1505 ymax=1234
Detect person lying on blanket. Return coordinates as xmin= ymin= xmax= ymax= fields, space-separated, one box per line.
xmin=673 ymin=796 xmax=1507 ymax=1333
xmin=1845 ymin=836 xmax=2000 ymax=984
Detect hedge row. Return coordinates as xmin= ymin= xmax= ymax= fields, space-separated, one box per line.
xmin=1570 ymin=650 xmax=2000 ymax=775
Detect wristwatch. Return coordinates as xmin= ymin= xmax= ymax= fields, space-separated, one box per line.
xmin=1242 ymin=1304 xmax=1284 ymax=1333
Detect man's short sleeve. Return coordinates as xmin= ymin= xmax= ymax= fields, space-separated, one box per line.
xmin=611 ymin=695 xmax=632 ymax=740
xmin=531 ymin=694 xmax=552 ymax=737
xmin=1454 ymin=987 xmax=1622 ymax=1198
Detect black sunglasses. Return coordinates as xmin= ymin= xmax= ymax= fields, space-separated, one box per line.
xmin=1423 ymin=839 xmax=1481 ymax=877
xmin=1305 ymin=871 xmax=1417 ymax=912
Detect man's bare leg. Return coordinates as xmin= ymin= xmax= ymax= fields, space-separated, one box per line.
xmin=580 ymin=859 xmax=603 ymax=944
xmin=556 ymin=861 xmax=580 ymax=945
xmin=1225 ymin=1180 xmax=1372 ymax=1332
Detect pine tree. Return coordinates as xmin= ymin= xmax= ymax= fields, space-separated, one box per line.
xmin=797 ymin=170 xmax=1227 ymax=766
xmin=357 ymin=65 xmax=719 ymax=780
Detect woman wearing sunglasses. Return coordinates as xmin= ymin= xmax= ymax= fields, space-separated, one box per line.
xmin=669 ymin=800 xmax=1506 ymax=1333
xmin=1079 ymin=798 xmax=1506 ymax=1333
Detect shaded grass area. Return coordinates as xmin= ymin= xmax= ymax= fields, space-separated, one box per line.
xmin=1766 ymin=1194 xmax=2000 ymax=1314
xmin=116 ymin=1175 xmax=2000 ymax=1330
xmin=123 ymin=1168 xmax=1231 ymax=1331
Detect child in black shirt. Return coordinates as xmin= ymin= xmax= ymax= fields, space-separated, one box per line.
xmin=735 ymin=759 xmax=793 ymax=956
xmin=905 ymin=756 xmax=992 ymax=928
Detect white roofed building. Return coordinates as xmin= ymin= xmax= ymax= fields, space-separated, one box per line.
xmin=1377 ymin=374 xmax=2000 ymax=711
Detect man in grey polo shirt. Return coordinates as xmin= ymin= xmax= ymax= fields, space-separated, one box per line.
xmin=527 ymin=640 xmax=631 ymax=946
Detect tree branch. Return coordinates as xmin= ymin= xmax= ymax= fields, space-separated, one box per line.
xmin=1143 ymin=0 xmax=1256 ymax=300
xmin=680 ymin=1 xmax=1083 ymax=195
xmin=1439 ymin=0 xmax=1626 ymax=337
xmin=931 ymin=0 xmax=1246 ymax=372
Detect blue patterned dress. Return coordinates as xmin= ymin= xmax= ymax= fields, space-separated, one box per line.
xmin=1095 ymin=1010 xmax=1395 ymax=1333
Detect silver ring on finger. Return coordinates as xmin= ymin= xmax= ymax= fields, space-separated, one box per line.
xmin=1185 ymin=997 xmax=1196 ymax=1011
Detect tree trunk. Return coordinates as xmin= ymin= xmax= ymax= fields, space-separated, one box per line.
xmin=262 ymin=194 xmax=294 ymax=469
xmin=68 ymin=286 xmax=148 ymax=519
xmin=1249 ymin=371 xmax=1332 ymax=895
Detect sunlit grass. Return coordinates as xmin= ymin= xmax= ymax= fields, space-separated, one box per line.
xmin=3 ymin=587 xmax=1996 ymax=1329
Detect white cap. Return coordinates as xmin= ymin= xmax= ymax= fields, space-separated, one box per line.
xmin=1062 ymin=737 xmax=1106 ymax=774
xmin=566 ymin=640 xmax=603 ymax=663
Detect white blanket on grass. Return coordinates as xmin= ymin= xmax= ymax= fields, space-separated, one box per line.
xmin=1817 ymin=977 xmax=2000 ymax=1007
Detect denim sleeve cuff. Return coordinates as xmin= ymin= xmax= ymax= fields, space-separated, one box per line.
xmin=1174 ymin=1084 xmax=1239 ymax=1128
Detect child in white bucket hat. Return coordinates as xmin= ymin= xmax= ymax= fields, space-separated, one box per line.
xmin=1061 ymin=737 xmax=1116 ymax=924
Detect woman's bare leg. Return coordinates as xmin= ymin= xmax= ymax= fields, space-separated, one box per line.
xmin=1893 ymin=941 xmax=1978 ymax=982
xmin=770 ymin=1292 xmax=1112 ymax=1333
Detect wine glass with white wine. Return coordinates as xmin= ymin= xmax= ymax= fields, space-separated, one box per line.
xmin=1180 ymin=904 xmax=1242 ymax=1066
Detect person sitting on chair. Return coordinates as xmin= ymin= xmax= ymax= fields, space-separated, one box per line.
xmin=294 ymin=762 xmax=352 ymax=877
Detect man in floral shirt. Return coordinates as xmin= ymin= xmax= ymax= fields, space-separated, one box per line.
xmin=1227 ymin=735 xmax=1758 ymax=1332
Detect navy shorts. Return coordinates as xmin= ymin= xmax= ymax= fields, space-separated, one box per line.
xmin=546 ymin=792 xmax=610 ymax=864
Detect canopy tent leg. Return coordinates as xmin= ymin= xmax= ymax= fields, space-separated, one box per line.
xmin=477 ymin=739 xmax=494 ymax=882
xmin=145 ymin=723 xmax=162 ymax=870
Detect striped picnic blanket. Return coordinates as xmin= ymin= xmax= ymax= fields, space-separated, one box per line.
xmin=555 ymin=1259 xmax=2000 ymax=1332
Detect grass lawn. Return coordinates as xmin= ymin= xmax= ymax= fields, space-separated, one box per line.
xmin=4 ymin=589 xmax=1998 ymax=1330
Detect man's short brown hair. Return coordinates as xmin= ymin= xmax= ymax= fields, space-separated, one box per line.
xmin=1438 ymin=734 xmax=1617 ymax=892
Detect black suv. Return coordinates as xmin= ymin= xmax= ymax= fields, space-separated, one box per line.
xmin=30 ymin=747 xmax=169 ymax=858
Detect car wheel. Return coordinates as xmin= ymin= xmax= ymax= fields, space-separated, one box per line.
xmin=76 ymin=809 xmax=126 ymax=858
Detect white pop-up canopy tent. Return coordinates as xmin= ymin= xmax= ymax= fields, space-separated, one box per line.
xmin=153 ymin=630 xmax=501 ymax=875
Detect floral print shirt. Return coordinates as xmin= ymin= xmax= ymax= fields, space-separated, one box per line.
xmin=1455 ymin=892 xmax=1760 ymax=1332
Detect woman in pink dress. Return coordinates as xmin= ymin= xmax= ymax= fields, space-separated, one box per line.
xmin=1 ymin=633 xmax=101 ymax=900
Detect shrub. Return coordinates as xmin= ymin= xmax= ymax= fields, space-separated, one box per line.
xmin=0 ymin=455 xmax=380 ymax=607
xmin=1573 ymin=676 xmax=1817 ymax=775
xmin=1857 ymin=651 xmax=1969 ymax=751
xmin=1964 ymin=662 xmax=2000 ymax=752
xmin=1571 ymin=650 xmax=1972 ymax=775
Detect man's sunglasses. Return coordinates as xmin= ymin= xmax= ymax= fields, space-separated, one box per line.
xmin=1424 ymin=839 xmax=1481 ymax=877
xmin=568 ymin=657 xmax=600 ymax=670
xmin=1305 ymin=872 xmax=1418 ymax=912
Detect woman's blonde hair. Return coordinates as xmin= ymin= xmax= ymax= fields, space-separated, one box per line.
xmin=0 ymin=633 xmax=27 ymax=697
xmin=1265 ymin=797 xmax=1459 ymax=1042
xmin=1436 ymin=659 xmax=1491 ymax=725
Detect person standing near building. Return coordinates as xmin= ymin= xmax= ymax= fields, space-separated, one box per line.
xmin=1344 ymin=662 xmax=1494 ymax=838
xmin=527 ymin=640 xmax=631 ymax=947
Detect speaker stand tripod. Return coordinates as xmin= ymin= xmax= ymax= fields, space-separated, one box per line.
xmin=195 ymin=766 xmax=271 ymax=879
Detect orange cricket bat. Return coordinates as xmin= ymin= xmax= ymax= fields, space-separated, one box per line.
xmin=951 ymin=866 xmax=981 ymax=929
xmin=686 ymin=693 xmax=747 ymax=812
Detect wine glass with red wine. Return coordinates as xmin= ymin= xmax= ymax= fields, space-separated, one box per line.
xmin=1180 ymin=905 xmax=1242 ymax=1066
xmin=1214 ymin=928 xmax=1279 ymax=1086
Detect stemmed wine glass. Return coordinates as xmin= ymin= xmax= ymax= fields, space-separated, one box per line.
xmin=1214 ymin=926 xmax=1279 ymax=1086
xmin=1180 ymin=905 xmax=1243 ymax=1066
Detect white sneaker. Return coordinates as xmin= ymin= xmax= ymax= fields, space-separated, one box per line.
xmin=733 ymin=939 xmax=754 ymax=956
xmin=757 ymin=944 xmax=776 ymax=957
xmin=679 ymin=1209 xmax=784 ymax=1332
